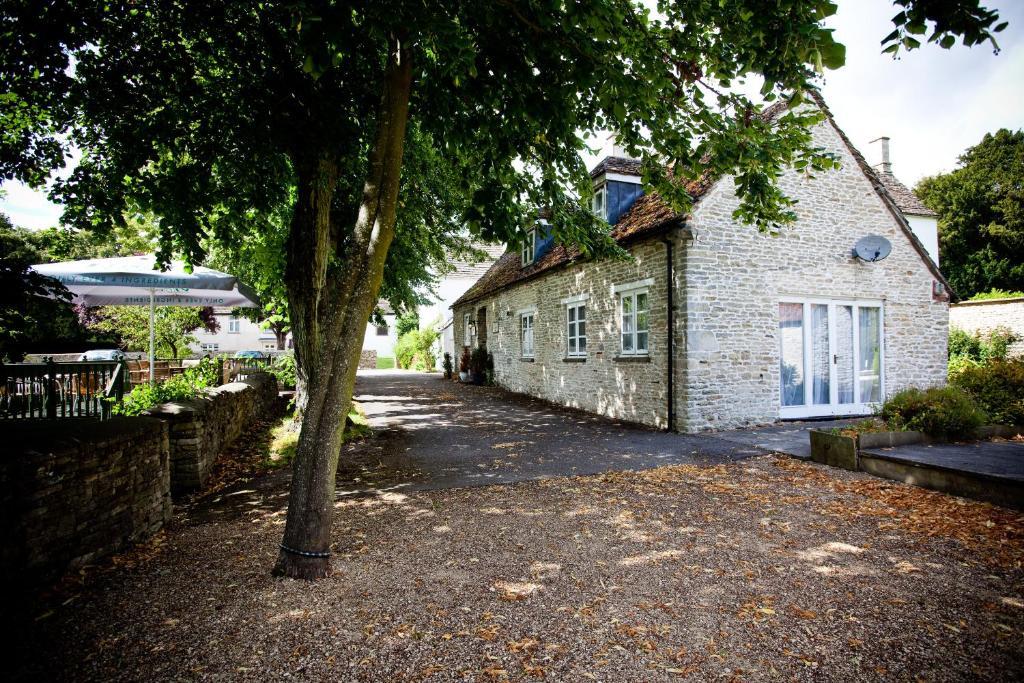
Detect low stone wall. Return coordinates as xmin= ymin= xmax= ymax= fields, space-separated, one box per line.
xmin=950 ymin=297 xmax=1024 ymax=356
xmin=145 ymin=372 xmax=277 ymax=495
xmin=359 ymin=350 xmax=378 ymax=369
xmin=1 ymin=417 xmax=172 ymax=585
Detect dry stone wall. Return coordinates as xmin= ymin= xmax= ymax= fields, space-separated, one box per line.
xmin=1 ymin=417 xmax=172 ymax=585
xmin=145 ymin=372 xmax=277 ymax=494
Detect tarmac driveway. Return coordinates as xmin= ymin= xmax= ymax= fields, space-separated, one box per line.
xmin=347 ymin=370 xmax=842 ymax=491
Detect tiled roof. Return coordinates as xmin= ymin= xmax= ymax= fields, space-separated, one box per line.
xmin=874 ymin=171 xmax=936 ymax=216
xmin=446 ymin=243 xmax=506 ymax=279
xmin=590 ymin=156 xmax=642 ymax=178
xmin=453 ymin=193 xmax=689 ymax=307
xmin=454 ymin=93 xmax=949 ymax=308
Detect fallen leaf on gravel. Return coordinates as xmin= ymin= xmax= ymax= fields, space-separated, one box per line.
xmin=494 ymin=581 xmax=541 ymax=601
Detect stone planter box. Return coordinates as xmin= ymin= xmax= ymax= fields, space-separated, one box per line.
xmin=809 ymin=430 xmax=859 ymax=471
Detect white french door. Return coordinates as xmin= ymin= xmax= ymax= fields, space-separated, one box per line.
xmin=778 ymin=298 xmax=884 ymax=419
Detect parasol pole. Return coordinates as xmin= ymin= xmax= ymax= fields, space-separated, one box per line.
xmin=149 ymin=288 xmax=156 ymax=385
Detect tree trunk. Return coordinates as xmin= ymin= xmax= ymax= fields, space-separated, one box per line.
xmin=275 ymin=326 xmax=287 ymax=350
xmin=273 ymin=37 xmax=413 ymax=580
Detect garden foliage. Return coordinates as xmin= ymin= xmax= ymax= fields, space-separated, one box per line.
xmin=950 ymin=358 xmax=1024 ymax=426
xmin=879 ymin=386 xmax=987 ymax=440
xmin=113 ymin=358 xmax=220 ymax=416
xmin=395 ymin=325 xmax=439 ymax=371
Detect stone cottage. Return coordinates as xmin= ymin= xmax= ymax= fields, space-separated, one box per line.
xmin=452 ymin=93 xmax=950 ymax=432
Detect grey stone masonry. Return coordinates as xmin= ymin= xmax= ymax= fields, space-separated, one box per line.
xmin=453 ymin=104 xmax=948 ymax=432
xmin=455 ymin=239 xmax=676 ymax=428
xmin=2 ymin=417 xmax=172 ymax=585
xmin=145 ymin=372 xmax=277 ymax=495
xmin=681 ymin=113 xmax=948 ymax=431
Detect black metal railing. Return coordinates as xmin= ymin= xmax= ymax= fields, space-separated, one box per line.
xmin=1 ymin=358 xmax=129 ymax=420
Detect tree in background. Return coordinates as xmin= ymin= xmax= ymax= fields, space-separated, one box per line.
xmin=0 ymin=212 xmax=73 ymax=360
xmin=2 ymin=0 xmax=1006 ymax=578
xmin=86 ymin=306 xmax=219 ymax=359
xmin=917 ymin=129 xmax=1024 ymax=298
xmin=29 ymin=211 xmax=157 ymax=262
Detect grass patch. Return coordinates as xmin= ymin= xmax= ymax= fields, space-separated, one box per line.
xmin=376 ymin=356 xmax=395 ymax=369
xmin=264 ymin=402 xmax=372 ymax=468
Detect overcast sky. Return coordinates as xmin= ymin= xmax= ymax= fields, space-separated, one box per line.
xmin=3 ymin=0 xmax=1022 ymax=230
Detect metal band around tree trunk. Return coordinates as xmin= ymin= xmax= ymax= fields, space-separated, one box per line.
xmin=279 ymin=543 xmax=331 ymax=559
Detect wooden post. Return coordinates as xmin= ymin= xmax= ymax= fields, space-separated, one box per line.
xmin=45 ymin=357 xmax=57 ymax=419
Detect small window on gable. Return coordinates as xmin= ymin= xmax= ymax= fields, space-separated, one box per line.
xmin=228 ymin=316 xmax=241 ymax=334
xmin=520 ymin=312 xmax=535 ymax=358
xmin=592 ymin=184 xmax=607 ymax=220
xmin=521 ymin=228 xmax=537 ymax=266
xmin=375 ymin=323 xmax=389 ymax=336
xmin=620 ymin=289 xmax=649 ymax=355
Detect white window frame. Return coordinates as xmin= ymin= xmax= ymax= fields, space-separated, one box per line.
xmin=565 ymin=301 xmax=587 ymax=357
xmin=592 ymin=184 xmax=607 ymax=220
xmin=520 ymin=312 xmax=535 ymax=358
xmin=227 ymin=316 xmax=241 ymax=334
xmin=463 ymin=312 xmax=472 ymax=347
xmin=618 ymin=287 xmax=650 ymax=356
xmin=778 ymin=296 xmax=885 ymax=419
xmin=201 ymin=343 xmax=219 ymax=353
xmin=521 ymin=228 xmax=537 ymax=266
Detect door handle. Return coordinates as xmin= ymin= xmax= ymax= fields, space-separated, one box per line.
xmin=833 ymin=354 xmax=839 ymax=364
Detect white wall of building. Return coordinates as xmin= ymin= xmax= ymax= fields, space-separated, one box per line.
xmin=362 ymin=314 xmax=398 ymax=359
xmin=192 ymin=312 xmax=287 ymax=355
xmin=907 ymin=214 xmax=940 ymax=266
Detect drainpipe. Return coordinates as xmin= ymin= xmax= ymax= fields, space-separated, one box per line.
xmin=661 ymin=233 xmax=675 ymax=432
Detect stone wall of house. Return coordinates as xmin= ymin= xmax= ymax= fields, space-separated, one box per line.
xmin=359 ymin=350 xmax=378 ymax=369
xmin=454 ymin=239 xmax=676 ymax=429
xmin=1 ymin=417 xmax=172 ymax=585
xmin=145 ymin=372 xmax=277 ymax=494
xmin=950 ymin=298 xmax=1024 ymax=356
xmin=681 ymin=114 xmax=949 ymax=431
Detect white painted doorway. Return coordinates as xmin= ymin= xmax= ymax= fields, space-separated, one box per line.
xmin=778 ymin=298 xmax=884 ymax=419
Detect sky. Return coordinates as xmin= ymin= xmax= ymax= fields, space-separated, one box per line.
xmin=2 ymin=0 xmax=1022 ymax=231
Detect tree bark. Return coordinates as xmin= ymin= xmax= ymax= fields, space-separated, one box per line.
xmin=273 ymin=36 xmax=413 ymax=580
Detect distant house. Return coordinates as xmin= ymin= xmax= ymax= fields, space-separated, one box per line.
xmin=453 ymin=92 xmax=949 ymax=432
xmin=428 ymin=245 xmax=506 ymax=365
xmin=192 ymin=307 xmax=289 ymax=355
xmin=362 ymin=300 xmax=399 ymax=365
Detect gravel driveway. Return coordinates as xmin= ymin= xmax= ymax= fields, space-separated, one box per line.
xmin=11 ymin=455 xmax=1024 ymax=681
xmin=347 ymin=370 xmax=785 ymax=491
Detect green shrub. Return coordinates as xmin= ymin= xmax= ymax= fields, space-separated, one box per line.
xmin=395 ymin=325 xmax=439 ymax=370
xmin=113 ymin=357 xmax=219 ymax=416
xmin=948 ymin=325 xmax=1017 ymax=372
xmin=969 ymin=289 xmax=1024 ymax=301
xmin=949 ymin=358 xmax=1024 ymax=425
xmin=268 ymin=352 xmax=297 ymax=388
xmin=879 ymin=386 xmax=987 ymax=440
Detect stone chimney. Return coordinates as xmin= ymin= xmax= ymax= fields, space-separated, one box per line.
xmin=605 ymin=131 xmax=637 ymax=159
xmin=870 ymin=136 xmax=892 ymax=175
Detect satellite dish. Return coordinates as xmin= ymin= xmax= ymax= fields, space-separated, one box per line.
xmin=853 ymin=235 xmax=892 ymax=262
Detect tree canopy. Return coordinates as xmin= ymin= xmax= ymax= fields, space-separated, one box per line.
xmin=917 ymin=128 xmax=1024 ymax=298
xmin=1 ymin=0 xmax=1007 ymax=578
xmin=84 ymin=305 xmax=219 ymax=359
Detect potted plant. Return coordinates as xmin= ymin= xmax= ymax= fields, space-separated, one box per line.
xmin=485 ymin=351 xmax=495 ymax=386
xmin=470 ymin=347 xmax=488 ymax=385
xmin=458 ymin=347 xmax=471 ymax=382
xmin=442 ymin=352 xmax=453 ymax=380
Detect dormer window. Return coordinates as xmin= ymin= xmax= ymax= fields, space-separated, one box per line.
xmin=592 ymin=184 xmax=607 ymax=220
xmin=521 ymin=228 xmax=537 ymax=266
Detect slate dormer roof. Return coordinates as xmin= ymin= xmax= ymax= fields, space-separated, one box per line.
xmin=874 ymin=171 xmax=936 ymax=217
xmin=590 ymin=156 xmax=642 ymax=179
